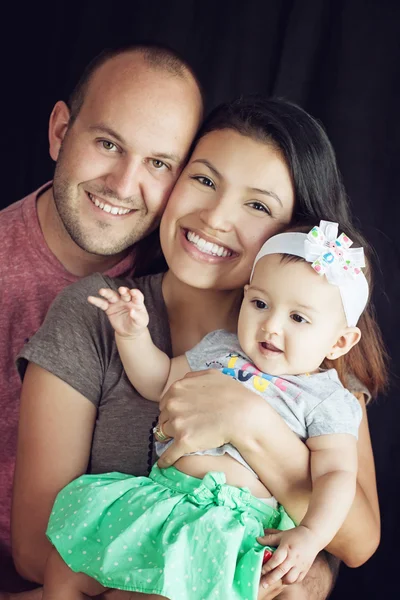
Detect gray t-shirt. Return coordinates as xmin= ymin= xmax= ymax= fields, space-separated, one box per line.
xmin=17 ymin=272 xmax=171 ymax=476
xmin=156 ymin=330 xmax=363 ymax=474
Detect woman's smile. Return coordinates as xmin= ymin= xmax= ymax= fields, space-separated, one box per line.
xmin=180 ymin=227 xmax=238 ymax=264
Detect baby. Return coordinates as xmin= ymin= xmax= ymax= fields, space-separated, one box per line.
xmin=44 ymin=221 xmax=369 ymax=599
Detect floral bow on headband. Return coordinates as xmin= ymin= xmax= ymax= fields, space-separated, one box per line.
xmin=304 ymin=221 xmax=365 ymax=284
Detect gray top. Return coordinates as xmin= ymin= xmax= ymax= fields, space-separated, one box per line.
xmin=156 ymin=330 xmax=363 ymax=474
xmin=17 ymin=272 xmax=171 ymax=476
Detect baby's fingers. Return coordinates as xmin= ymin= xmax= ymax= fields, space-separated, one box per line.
xmin=87 ymin=295 xmax=110 ymax=311
xmin=261 ymin=546 xmax=287 ymax=575
xmin=262 ymin=557 xmax=292 ymax=587
xmin=98 ymin=287 xmax=123 ymax=303
xmin=128 ymin=288 xmax=145 ymax=308
xmin=117 ymin=286 xmax=133 ymax=302
xmin=282 ymin=566 xmax=302 ymax=585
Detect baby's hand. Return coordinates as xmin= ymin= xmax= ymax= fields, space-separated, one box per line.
xmin=258 ymin=525 xmax=321 ymax=587
xmin=88 ymin=287 xmax=149 ymax=338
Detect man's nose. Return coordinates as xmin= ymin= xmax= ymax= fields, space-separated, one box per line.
xmin=105 ymin=156 xmax=144 ymax=202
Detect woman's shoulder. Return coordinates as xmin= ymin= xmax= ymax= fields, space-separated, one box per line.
xmin=56 ymin=271 xmax=165 ymax=304
xmin=313 ymin=368 xmax=372 ymax=404
xmin=103 ymin=271 xmax=165 ymax=295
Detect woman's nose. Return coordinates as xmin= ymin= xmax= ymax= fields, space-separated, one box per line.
xmin=199 ymin=195 xmax=235 ymax=233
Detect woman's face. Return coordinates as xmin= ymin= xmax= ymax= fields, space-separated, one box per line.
xmin=160 ymin=129 xmax=295 ymax=291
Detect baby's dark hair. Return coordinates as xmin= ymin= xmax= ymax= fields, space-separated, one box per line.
xmin=279 ymin=223 xmax=388 ymax=399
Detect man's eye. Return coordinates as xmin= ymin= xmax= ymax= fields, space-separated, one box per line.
xmin=192 ymin=176 xmax=215 ymax=188
xmin=151 ymin=159 xmax=169 ymax=170
xmin=252 ymin=299 xmax=267 ymax=310
xmin=291 ymin=313 xmax=307 ymax=324
xmin=101 ymin=140 xmax=118 ymax=152
xmin=247 ymin=201 xmax=271 ymax=215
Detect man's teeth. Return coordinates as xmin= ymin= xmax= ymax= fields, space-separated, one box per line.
xmin=186 ymin=230 xmax=233 ymax=257
xmin=88 ymin=193 xmax=132 ymax=215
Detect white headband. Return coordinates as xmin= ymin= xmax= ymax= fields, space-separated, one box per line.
xmin=251 ymin=220 xmax=369 ymax=326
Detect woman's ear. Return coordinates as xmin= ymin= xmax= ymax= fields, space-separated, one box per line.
xmin=326 ymin=327 xmax=361 ymax=360
xmin=48 ymin=101 xmax=71 ymax=161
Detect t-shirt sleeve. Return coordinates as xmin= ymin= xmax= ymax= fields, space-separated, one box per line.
xmin=345 ymin=372 xmax=372 ymax=404
xmin=16 ymin=273 xmax=115 ymax=407
xmin=185 ymin=329 xmax=237 ymax=372
xmin=305 ymin=389 xmax=363 ymax=439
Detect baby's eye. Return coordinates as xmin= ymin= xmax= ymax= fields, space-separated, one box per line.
xmin=252 ymin=299 xmax=268 ymax=310
xmin=291 ymin=313 xmax=308 ymax=324
xmin=246 ymin=201 xmax=271 ymax=215
xmin=192 ymin=175 xmax=215 ymax=189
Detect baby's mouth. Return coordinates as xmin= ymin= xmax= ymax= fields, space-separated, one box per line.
xmin=260 ymin=341 xmax=282 ymax=353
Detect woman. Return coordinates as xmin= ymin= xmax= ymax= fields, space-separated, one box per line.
xmin=12 ymin=97 xmax=382 ymax=600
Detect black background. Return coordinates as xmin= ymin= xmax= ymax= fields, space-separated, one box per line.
xmin=3 ymin=1 xmax=400 ymax=598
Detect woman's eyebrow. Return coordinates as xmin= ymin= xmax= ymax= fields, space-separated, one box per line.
xmin=191 ymin=159 xmax=221 ymax=178
xmin=249 ymin=187 xmax=283 ymax=207
xmin=190 ymin=160 xmax=283 ymax=207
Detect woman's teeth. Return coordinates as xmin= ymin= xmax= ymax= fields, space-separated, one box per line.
xmin=186 ymin=230 xmax=233 ymax=257
xmin=88 ymin=193 xmax=132 ymax=215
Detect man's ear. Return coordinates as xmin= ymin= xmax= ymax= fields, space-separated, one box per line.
xmin=48 ymin=101 xmax=71 ymax=161
xmin=326 ymin=327 xmax=361 ymax=360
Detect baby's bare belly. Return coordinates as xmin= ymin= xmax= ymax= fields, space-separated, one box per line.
xmin=174 ymin=454 xmax=273 ymax=498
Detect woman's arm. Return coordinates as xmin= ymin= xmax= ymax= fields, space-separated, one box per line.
xmin=323 ymin=393 xmax=380 ymax=563
xmin=12 ymin=364 xmax=97 ymax=584
xmin=157 ymin=371 xmax=380 ymax=567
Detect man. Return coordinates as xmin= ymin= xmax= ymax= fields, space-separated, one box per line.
xmin=0 ymin=43 xmax=203 ymax=593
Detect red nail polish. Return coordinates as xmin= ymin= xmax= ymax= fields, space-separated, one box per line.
xmin=263 ymin=550 xmax=273 ymax=564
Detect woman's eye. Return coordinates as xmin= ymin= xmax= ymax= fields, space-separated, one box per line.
xmin=247 ymin=201 xmax=271 ymax=215
xmin=100 ymin=140 xmax=118 ymax=152
xmin=252 ymin=299 xmax=267 ymax=310
xmin=291 ymin=313 xmax=307 ymax=324
xmin=193 ymin=176 xmax=215 ymax=189
xmin=151 ymin=159 xmax=169 ymax=170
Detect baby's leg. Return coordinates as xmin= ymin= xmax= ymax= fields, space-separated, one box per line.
xmin=43 ymin=547 xmax=107 ymax=600
xmin=43 ymin=549 xmax=170 ymax=600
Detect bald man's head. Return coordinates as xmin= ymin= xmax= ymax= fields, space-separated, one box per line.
xmin=68 ymin=44 xmax=204 ymax=124
xmin=47 ymin=43 xmax=203 ymax=258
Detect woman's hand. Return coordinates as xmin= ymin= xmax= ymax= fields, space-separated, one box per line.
xmin=257 ymin=580 xmax=287 ymax=599
xmin=156 ymin=369 xmax=260 ymax=467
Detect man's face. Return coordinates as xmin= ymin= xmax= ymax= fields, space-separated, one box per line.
xmin=50 ymin=53 xmax=202 ymax=256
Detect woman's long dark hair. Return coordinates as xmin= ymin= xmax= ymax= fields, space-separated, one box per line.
xmin=193 ymin=95 xmax=352 ymax=228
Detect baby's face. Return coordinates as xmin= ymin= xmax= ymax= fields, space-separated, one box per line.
xmin=237 ymin=254 xmax=348 ymax=375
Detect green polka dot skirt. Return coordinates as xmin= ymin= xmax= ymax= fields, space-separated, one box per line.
xmin=47 ymin=465 xmax=294 ymax=599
